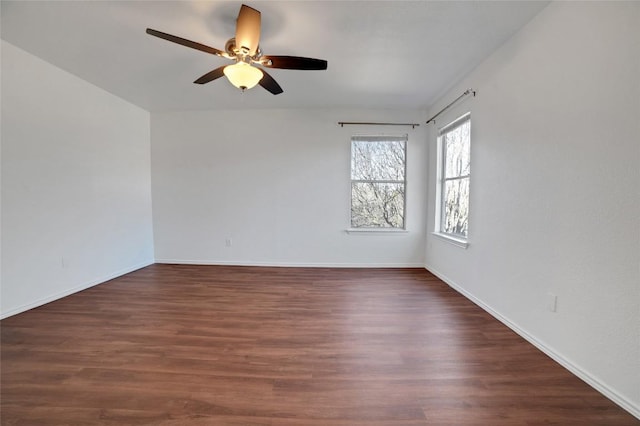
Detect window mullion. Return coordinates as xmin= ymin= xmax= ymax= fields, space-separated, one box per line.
xmin=443 ymin=174 xmax=470 ymax=182
xmin=352 ymin=179 xmax=404 ymax=184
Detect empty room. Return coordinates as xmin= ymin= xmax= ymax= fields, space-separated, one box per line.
xmin=1 ymin=1 xmax=638 ymax=425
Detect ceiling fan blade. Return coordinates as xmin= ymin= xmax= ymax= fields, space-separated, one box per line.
xmin=146 ymin=28 xmax=224 ymax=57
xmin=235 ymin=4 xmax=261 ymax=56
xmin=193 ymin=66 xmax=227 ymax=84
xmin=258 ymin=69 xmax=283 ymax=95
xmin=262 ymin=55 xmax=328 ymax=70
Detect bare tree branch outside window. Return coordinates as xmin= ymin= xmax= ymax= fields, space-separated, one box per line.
xmin=351 ymin=136 xmax=407 ymax=228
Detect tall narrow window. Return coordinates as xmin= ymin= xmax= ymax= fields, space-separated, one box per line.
xmin=350 ymin=135 xmax=407 ymax=229
xmin=437 ymin=113 xmax=470 ymax=239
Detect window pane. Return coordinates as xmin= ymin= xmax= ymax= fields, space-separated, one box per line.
xmin=441 ymin=177 xmax=469 ymax=237
xmin=351 ymin=141 xmax=405 ymax=181
xmin=351 ymin=182 xmax=405 ymax=228
xmin=444 ymin=119 xmax=470 ymax=178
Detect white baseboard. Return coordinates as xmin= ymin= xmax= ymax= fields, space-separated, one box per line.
xmin=425 ymin=264 xmax=640 ymax=420
xmin=0 ymin=260 xmax=154 ymax=320
xmin=154 ymin=258 xmax=425 ymax=268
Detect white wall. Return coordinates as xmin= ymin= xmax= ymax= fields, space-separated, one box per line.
xmin=151 ymin=108 xmax=427 ymax=267
xmin=1 ymin=41 xmax=155 ymax=318
xmin=425 ymin=2 xmax=639 ymax=417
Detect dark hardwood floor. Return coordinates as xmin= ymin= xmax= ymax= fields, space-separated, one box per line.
xmin=1 ymin=264 xmax=637 ymax=425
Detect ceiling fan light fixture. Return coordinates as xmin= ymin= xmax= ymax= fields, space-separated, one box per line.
xmin=146 ymin=3 xmax=326 ymax=95
xmin=224 ymin=62 xmax=263 ymax=90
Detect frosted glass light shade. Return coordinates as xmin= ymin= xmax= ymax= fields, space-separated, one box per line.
xmin=224 ymin=62 xmax=263 ymax=90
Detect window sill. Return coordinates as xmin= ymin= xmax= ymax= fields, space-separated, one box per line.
xmin=432 ymin=232 xmax=469 ymax=248
xmin=346 ymin=228 xmax=408 ymax=235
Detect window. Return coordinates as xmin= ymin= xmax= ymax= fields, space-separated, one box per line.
xmin=350 ymin=135 xmax=407 ymax=229
xmin=436 ymin=113 xmax=470 ymax=240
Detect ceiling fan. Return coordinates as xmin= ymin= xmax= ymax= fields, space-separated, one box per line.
xmin=146 ymin=4 xmax=328 ymax=95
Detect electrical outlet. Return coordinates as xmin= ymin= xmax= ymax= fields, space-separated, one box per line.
xmin=225 ymin=238 xmax=232 ymax=247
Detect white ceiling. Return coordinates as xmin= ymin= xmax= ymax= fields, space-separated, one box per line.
xmin=1 ymin=1 xmax=549 ymax=112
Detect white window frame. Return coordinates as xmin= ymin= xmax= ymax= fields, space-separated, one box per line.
xmin=349 ymin=135 xmax=407 ymax=231
xmin=434 ymin=113 xmax=470 ymax=247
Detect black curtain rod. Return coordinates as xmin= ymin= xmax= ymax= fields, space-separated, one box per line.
xmin=338 ymin=122 xmax=420 ymax=129
xmin=426 ymin=88 xmax=476 ymax=125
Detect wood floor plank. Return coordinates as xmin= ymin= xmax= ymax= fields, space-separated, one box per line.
xmin=1 ymin=264 xmax=637 ymax=425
